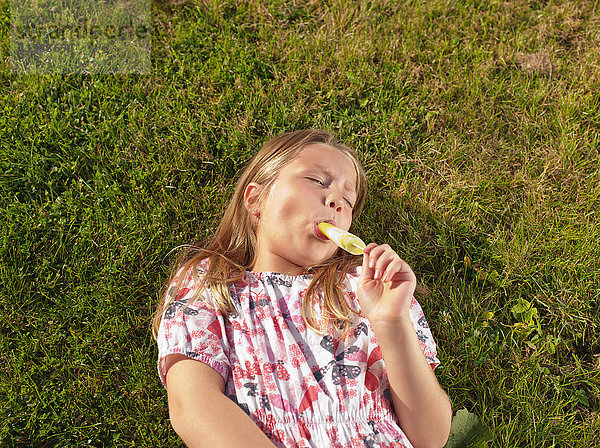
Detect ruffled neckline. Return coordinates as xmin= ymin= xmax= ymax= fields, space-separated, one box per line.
xmin=245 ymin=270 xmax=314 ymax=281
xmin=245 ymin=266 xmax=361 ymax=282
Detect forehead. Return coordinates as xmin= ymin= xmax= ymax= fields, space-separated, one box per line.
xmin=289 ymin=144 xmax=358 ymax=189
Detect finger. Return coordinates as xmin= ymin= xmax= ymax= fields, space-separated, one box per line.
xmin=387 ymin=259 xmax=417 ymax=285
xmin=381 ymin=258 xmax=408 ymax=282
xmin=365 ymin=244 xmax=391 ymax=268
xmin=368 ymin=245 xmax=397 ymax=280
xmin=374 ymin=252 xmax=400 ymax=281
xmin=362 ymin=243 xmax=378 ymax=256
xmin=361 ymin=243 xmax=378 ymax=279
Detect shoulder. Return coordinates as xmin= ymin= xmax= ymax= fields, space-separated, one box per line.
xmin=164 ymin=258 xmax=214 ymax=306
xmin=170 ymin=257 xmax=210 ymax=283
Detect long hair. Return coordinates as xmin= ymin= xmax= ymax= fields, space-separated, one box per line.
xmin=152 ymin=129 xmax=368 ymax=339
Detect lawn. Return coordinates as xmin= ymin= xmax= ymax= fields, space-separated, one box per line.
xmin=1 ymin=0 xmax=599 ymax=446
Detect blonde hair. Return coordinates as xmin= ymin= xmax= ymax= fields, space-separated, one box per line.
xmin=152 ymin=129 xmax=368 ymax=339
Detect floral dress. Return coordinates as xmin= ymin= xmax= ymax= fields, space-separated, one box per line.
xmin=156 ymin=262 xmax=440 ymax=448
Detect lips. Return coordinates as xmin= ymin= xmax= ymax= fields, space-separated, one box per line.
xmin=314 ymin=220 xmax=334 ymax=241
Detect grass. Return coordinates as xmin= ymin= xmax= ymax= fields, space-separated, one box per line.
xmin=1 ymin=0 xmax=599 ymax=446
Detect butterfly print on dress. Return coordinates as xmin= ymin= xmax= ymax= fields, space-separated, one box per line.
xmin=244 ymin=383 xmax=272 ymax=410
xmin=353 ymin=322 xmax=369 ymax=337
xmin=416 ymin=329 xmax=428 ymax=343
xmin=164 ymin=298 xmax=199 ymax=320
xmin=249 ymin=298 xmax=270 ymax=310
xmin=364 ymin=434 xmax=379 ymax=448
xmin=158 ymin=267 xmax=440 ymax=447
xmin=314 ymin=337 xmax=362 ymax=385
xmin=266 ymin=276 xmax=293 ymax=288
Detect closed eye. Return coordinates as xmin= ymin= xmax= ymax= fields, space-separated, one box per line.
xmin=307 ymin=177 xmax=354 ymax=208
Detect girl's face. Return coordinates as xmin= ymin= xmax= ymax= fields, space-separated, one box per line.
xmin=246 ymin=144 xmax=358 ymax=274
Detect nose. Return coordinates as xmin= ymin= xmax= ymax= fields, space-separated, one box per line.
xmin=328 ymin=199 xmax=342 ymax=213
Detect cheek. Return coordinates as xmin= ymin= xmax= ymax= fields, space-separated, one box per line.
xmin=342 ymin=211 xmax=354 ymax=229
xmin=264 ymin=189 xmax=303 ymax=223
xmin=270 ymin=200 xmax=298 ymax=225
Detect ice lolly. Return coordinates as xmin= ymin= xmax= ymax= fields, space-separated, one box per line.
xmin=318 ymin=222 xmax=366 ymax=255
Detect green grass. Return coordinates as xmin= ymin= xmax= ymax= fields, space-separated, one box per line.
xmin=1 ymin=0 xmax=599 ymax=446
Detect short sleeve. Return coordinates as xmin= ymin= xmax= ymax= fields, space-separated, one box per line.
xmin=345 ymin=266 xmax=440 ymax=369
xmin=408 ymin=297 xmax=440 ymax=369
xmin=156 ymin=267 xmax=231 ymax=387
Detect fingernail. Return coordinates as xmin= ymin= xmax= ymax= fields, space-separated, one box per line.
xmin=369 ymin=259 xmax=375 ymax=269
xmin=374 ymin=270 xmax=381 ymax=279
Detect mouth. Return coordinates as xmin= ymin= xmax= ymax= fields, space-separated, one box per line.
xmin=314 ymin=220 xmax=334 ymax=242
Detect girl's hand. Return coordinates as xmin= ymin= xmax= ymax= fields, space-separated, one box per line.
xmin=356 ymin=243 xmax=417 ymax=325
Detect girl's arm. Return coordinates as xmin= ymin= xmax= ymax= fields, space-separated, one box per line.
xmin=371 ymin=319 xmax=452 ymax=448
xmin=165 ymin=354 xmax=275 ymax=448
xmin=357 ymin=244 xmax=452 ymax=448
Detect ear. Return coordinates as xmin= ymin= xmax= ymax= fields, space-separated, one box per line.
xmin=243 ymin=182 xmax=263 ymax=216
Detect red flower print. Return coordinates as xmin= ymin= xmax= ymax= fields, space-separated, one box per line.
xmin=264 ymin=414 xmax=276 ymax=431
xmin=275 ymin=361 xmax=290 ymax=381
xmin=271 ymin=430 xmax=285 ymax=444
xmin=157 ymin=268 xmax=440 ymax=447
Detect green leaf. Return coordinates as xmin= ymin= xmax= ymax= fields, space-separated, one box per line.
xmin=444 ymin=408 xmax=492 ymax=448
xmin=511 ymin=298 xmax=538 ymax=324
xmin=481 ymin=310 xmax=494 ymax=320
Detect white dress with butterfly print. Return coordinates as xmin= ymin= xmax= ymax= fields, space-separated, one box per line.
xmin=157 ymin=261 xmax=440 ymax=448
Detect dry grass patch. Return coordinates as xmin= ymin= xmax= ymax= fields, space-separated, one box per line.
xmin=515 ymin=51 xmax=555 ymax=76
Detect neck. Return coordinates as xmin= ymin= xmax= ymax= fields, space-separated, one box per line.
xmin=250 ymin=253 xmax=307 ymax=275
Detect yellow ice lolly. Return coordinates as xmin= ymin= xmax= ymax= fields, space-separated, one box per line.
xmin=318 ymin=222 xmax=366 ymax=255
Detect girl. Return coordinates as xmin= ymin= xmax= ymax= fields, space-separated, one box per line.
xmin=153 ymin=129 xmax=452 ymax=448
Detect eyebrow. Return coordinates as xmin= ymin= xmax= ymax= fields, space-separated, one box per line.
xmin=311 ymin=165 xmax=357 ymax=195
